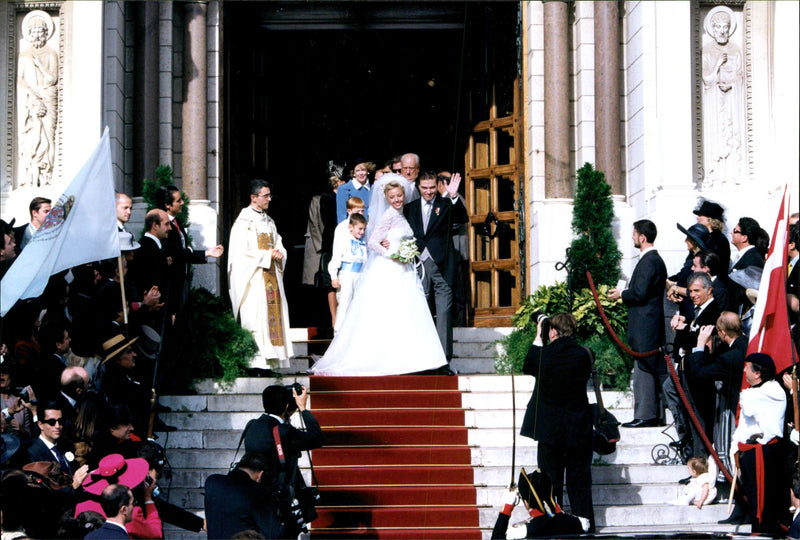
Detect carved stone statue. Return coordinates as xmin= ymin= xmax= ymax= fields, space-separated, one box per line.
xmin=17 ymin=10 xmax=59 ymax=187
xmin=701 ymin=6 xmax=746 ymax=187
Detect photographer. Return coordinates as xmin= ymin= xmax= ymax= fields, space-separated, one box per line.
xmin=243 ymin=384 xmax=324 ymax=538
xmin=519 ymin=313 xmax=594 ymax=532
xmin=204 ymin=452 xmax=276 ymax=539
xmin=0 ymin=363 xmax=35 ymax=439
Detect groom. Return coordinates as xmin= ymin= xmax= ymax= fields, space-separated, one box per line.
xmin=405 ymin=171 xmax=468 ymax=373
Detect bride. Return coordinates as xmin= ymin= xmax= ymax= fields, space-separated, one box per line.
xmin=310 ymin=174 xmax=447 ymax=375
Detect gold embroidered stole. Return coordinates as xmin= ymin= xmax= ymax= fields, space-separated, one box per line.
xmin=257 ymin=230 xmax=285 ymax=346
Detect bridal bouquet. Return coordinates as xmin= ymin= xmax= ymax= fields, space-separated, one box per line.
xmin=391 ymin=237 xmax=420 ymax=264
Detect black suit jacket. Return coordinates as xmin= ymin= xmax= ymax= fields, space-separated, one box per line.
xmin=25 ymin=437 xmax=77 ymax=473
xmin=520 ymin=337 xmax=592 ymax=444
xmin=708 ymin=229 xmax=731 ymax=274
xmin=164 ymin=220 xmax=207 ymax=312
xmin=621 ymin=250 xmax=667 ymax=367
xmin=787 ymin=259 xmax=799 ymax=297
xmin=204 ymin=468 xmax=280 ymax=539
xmin=85 ymin=521 xmax=131 ymax=539
xmin=685 ymin=335 xmax=748 ymax=410
xmin=243 ymin=411 xmax=324 ymax=476
xmin=731 ymin=246 xmax=764 ymax=271
xmin=128 ymin=236 xmax=170 ymax=309
xmin=404 ymin=195 xmax=468 ymax=286
xmin=673 ymin=299 xmax=721 ymax=355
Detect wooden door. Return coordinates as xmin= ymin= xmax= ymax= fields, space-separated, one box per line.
xmin=465 ymin=80 xmax=524 ymax=327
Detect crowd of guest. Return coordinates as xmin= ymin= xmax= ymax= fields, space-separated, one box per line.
xmin=0 ymin=189 xmax=218 ymax=538
xmin=607 ymin=200 xmax=800 ymax=535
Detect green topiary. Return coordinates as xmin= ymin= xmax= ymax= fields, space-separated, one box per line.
xmin=495 ymin=282 xmax=633 ymax=390
xmin=187 ymin=287 xmax=257 ymax=382
xmin=568 ymin=163 xmax=621 ymax=290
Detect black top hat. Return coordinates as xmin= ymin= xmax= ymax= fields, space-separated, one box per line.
xmin=693 ymin=200 xmax=724 ymax=221
xmin=134 ymin=325 xmax=161 ymax=360
xmin=677 ymin=223 xmax=710 ymax=251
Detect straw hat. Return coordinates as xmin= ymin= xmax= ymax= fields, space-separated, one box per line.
xmin=101 ymin=333 xmax=139 ymax=364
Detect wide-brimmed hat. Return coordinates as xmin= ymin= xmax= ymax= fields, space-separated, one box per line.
xmin=82 ymin=453 xmax=149 ymax=495
xmin=729 ymin=265 xmax=763 ymax=291
xmin=1 ymin=432 xmax=21 ymax=464
xmin=134 ymin=325 xmax=161 ymax=360
xmin=119 ymin=230 xmax=140 ymax=251
xmin=677 ymin=223 xmax=709 ymax=251
xmin=101 ymin=333 xmax=139 ymax=364
xmin=23 ymin=461 xmax=73 ymax=491
xmin=693 ymin=200 xmax=725 ymax=221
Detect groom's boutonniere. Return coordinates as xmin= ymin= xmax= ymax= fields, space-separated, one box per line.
xmin=434 ymin=207 xmax=440 ymax=216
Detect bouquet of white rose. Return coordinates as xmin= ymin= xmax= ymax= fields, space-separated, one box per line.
xmin=390 ymin=237 xmax=420 ymax=264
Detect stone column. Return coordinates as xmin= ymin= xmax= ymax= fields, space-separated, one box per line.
xmin=134 ymin=2 xmax=160 ymax=192
xmin=594 ymin=1 xmax=622 ymax=195
xmin=182 ymin=1 xmax=207 ymax=200
xmin=543 ymin=0 xmax=571 ymax=198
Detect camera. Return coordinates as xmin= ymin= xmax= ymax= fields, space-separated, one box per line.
xmin=533 ymin=312 xmax=550 ymax=336
xmin=284 ymin=382 xmax=304 ymax=413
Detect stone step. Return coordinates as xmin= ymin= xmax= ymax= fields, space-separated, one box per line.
xmin=161 ymin=391 xmax=636 ymax=415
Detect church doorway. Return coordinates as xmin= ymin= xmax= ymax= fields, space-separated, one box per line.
xmin=221 ymin=2 xmax=522 ymax=328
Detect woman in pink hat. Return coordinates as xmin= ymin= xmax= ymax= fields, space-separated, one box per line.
xmin=75 ymin=453 xmax=163 ymax=539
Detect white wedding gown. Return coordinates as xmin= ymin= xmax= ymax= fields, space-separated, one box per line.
xmin=310 ymin=206 xmax=447 ymax=376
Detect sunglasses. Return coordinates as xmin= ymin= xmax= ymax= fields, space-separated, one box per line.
xmin=392 ymin=168 xmax=401 ymax=173
xmin=40 ymin=417 xmax=64 ymax=426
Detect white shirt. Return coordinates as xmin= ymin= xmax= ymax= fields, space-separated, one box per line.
xmin=731 ymin=379 xmax=786 ymax=457
xmin=144 ymin=232 xmax=162 ymax=249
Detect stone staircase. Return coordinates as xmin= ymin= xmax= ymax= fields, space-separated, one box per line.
xmin=153 ymin=329 xmax=750 ymax=538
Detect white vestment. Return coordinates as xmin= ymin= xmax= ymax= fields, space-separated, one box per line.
xmin=228 ymin=206 xmax=293 ymax=368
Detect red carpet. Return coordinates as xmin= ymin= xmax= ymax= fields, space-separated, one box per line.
xmin=309 ymin=376 xmax=482 ymax=539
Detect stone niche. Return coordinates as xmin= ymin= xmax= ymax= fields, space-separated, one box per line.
xmin=6 ymin=4 xmax=63 ymax=192
xmin=693 ymin=2 xmax=751 ymax=190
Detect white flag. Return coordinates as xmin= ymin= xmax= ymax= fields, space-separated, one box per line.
xmin=1 ymin=128 xmax=119 ymax=316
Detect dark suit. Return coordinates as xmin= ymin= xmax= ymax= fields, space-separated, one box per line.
xmin=404 ymin=195 xmax=468 ymax=358
xmin=520 ymin=337 xmax=593 ymax=528
xmin=666 ymin=299 xmax=721 ymax=457
xmin=242 ymin=411 xmax=324 ymax=538
xmin=730 ymin=246 xmax=764 ymax=271
xmin=685 ymin=334 xmax=747 ymax=472
xmin=621 ymin=249 xmax=667 ymax=421
xmin=25 ymin=437 xmax=76 ymax=473
xmin=164 ymin=219 xmax=207 ymax=313
xmin=205 ymin=468 xmax=280 ymax=539
xmin=85 ymin=521 xmax=131 ymax=539
xmin=128 ymin=235 xmax=170 ymax=305
xmin=787 ymin=257 xmax=799 ymax=297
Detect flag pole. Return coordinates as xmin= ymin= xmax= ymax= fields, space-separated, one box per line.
xmin=117 ymin=254 xmax=129 ymax=333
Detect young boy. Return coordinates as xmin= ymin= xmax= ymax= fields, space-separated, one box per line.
xmin=328 ymin=212 xmax=368 ymax=333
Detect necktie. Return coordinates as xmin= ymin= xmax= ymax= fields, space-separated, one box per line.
xmin=423 ymin=201 xmax=432 ymax=232
xmin=52 ymin=445 xmax=70 ymax=471
xmin=693 ymin=306 xmax=701 ymax=322
xmin=789 ymin=261 xmax=795 ymax=276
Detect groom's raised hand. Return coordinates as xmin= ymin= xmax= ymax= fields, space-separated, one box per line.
xmin=446 ymin=173 xmax=462 ymax=199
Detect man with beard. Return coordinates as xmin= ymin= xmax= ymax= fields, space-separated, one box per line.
xmin=609 ymin=220 xmax=668 ymax=428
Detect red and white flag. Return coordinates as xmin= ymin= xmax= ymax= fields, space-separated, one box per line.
xmin=746 ymin=183 xmax=797 ymax=376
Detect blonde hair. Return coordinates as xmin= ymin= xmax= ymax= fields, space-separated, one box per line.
xmin=383 ymin=180 xmax=404 ymax=197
